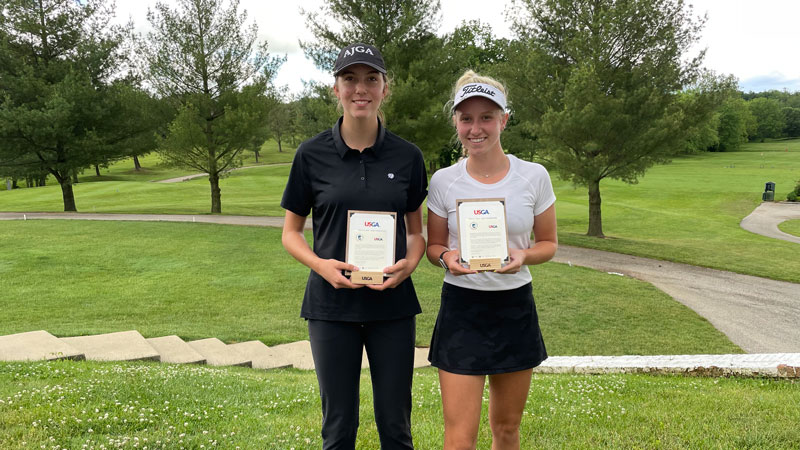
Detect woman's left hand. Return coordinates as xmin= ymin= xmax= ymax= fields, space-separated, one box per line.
xmin=367 ymin=258 xmax=413 ymax=291
xmin=495 ymin=248 xmax=526 ymax=274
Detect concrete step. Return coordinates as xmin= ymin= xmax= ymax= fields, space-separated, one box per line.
xmin=187 ymin=338 xmax=251 ymax=367
xmin=229 ymin=341 xmax=292 ymax=370
xmin=146 ymin=335 xmax=206 ymax=365
xmin=358 ymin=347 xmax=430 ymax=370
xmin=0 ymin=330 xmax=84 ymax=362
xmin=413 ymin=347 xmax=431 ymax=368
xmin=270 ymin=340 xmax=315 ymax=370
xmin=534 ymin=353 xmax=800 ymax=377
xmin=61 ymin=331 xmax=159 ymax=362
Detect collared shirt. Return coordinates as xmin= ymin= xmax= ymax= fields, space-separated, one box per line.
xmin=281 ymin=117 xmax=428 ymax=321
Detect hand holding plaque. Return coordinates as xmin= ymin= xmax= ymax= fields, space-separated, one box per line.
xmin=345 ymin=211 xmax=397 ymax=284
xmin=456 ymin=199 xmax=509 ymax=271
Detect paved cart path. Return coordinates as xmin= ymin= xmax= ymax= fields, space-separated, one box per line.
xmin=740 ymin=201 xmax=800 ymax=244
xmin=2 ymin=210 xmax=799 ymax=353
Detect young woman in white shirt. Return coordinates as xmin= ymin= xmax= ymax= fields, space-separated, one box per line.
xmin=426 ymin=70 xmax=558 ymax=450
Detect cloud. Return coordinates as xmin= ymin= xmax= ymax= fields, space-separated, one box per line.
xmin=739 ymin=73 xmax=800 ymax=93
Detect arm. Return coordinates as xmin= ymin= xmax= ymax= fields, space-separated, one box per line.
xmin=281 ymin=210 xmax=362 ymax=289
xmin=496 ymin=204 xmax=558 ymax=274
xmin=369 ymin=206 xmax=426 ymax=290
xmin=425 ymin=208 xmax=476 ymax=276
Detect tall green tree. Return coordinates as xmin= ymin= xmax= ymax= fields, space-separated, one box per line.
xmin=504 ymin=0 xmax=719 ymax=237
xmin=300 ymin=0 xmax=441 ymax=74
xmin=716 ymin=97 xmax=754 ymax=151
xmin=300 ymin=1 xmax=507 ymax=170
xmin=265 ymin=98 xmax=294 ymax=153
xmin=141 ymin=0 xmax=283 ymax=213
xmin=747 ymin=97 xmax=785 ymax=141
xmin=782 ymin=107 xmax=800 ymax=138
xmin=0 ymin=0 xmax=135 ymax=211
xmin=292 ymin=81 xmax=339 ymax=142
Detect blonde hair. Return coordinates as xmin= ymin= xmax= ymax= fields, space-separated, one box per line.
xmin=450 ymin=70 xmax=509 ymax=114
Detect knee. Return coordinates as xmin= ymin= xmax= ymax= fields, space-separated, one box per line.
xmin=444 ymin=431 xmax=478 ymax=450
xmin=489 ymin=420 xmax=520 ymax=443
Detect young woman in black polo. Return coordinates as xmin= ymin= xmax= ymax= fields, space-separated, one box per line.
xmin=281 ymin=43 xmax=427 ymax=450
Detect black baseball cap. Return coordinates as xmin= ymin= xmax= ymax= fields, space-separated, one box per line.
xmin=333 ymin=43 xmax=386 ymax=76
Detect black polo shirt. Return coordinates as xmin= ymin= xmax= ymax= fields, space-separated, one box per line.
xmin=281 ymin=117 xmax=428 ymax=321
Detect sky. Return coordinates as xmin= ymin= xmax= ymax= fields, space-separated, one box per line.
xmin=114 ymin=0 xmax=800 ymax=96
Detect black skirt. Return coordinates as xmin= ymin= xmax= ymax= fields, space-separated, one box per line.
xmin=428 ymin=282 xmax=547 ymax=375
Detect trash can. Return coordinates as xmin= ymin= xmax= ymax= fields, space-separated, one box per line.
xmin=765 ymin=182 xmax=775 ymax=192
xmin=762 ymin=191 xmax=775 ymax=201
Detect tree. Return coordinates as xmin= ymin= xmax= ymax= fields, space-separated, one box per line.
xmin=141 ymin=0 xmax=283 ymax=213
xmin=300 ymin=0 xmax=441 ymax=74
xmin=504 ymin=0 xmax=717 ymax=237
xmin=716 ymin=97 xmax=754 ymax=151
xmin=300 ymin=1 xmax=508 ymax=171
xmin=747 ymin=97 xmax=785 ymax=140
xmin=0 ymin=0 xmax=135 ymax=211
xmin=782 ymin=107 xmax=800 ymax=138
xmin=265 ymin=99 xmax=294 ymax=153
xmin=292 ymin=81 xmax=339 ymax=142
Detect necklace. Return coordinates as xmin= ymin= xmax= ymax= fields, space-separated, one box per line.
xmin=467 ymin=158 xmax=507 ymax=180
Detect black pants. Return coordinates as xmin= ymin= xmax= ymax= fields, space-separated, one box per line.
xmin=308 ymin=317 xmax=416 ymax=450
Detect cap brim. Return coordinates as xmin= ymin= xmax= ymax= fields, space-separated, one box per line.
xmin=453 ymin=93 xmax=505 ymax=111
xmin=334 ymin=61 xmax=387 ymax=76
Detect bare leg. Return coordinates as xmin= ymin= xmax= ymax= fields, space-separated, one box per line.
xmin=439 ymin=369 xmax=486 ymax=450
xmin=488 ymin=369 xmax=533 ymax=450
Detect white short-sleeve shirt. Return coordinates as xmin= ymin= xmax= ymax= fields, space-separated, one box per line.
xmin=427 ymin=154 xmax=556 ymax=291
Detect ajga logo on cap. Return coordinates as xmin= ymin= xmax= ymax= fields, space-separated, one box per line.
xmin=343 ymin=45 xmax=374 ymax=59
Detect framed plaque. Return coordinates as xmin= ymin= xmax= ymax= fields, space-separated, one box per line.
xmin=345 ymin=210 xmax=397 ymax=285
xmin=456 ymin=198 xmax=510 ymax=271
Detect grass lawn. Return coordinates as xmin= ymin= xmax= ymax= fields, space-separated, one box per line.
xmin=1 ymin=361 xmax=798 ymax=449
xmin=0 ymin=164 xmax=291 ymax=216
xmin=2 ymin=144 xmax=799 ymax=282
xmin=0 ymin=220 xmax=740 ymax=355
xmin=553 ymin=150 xmax=800 ymax=282
xmin=778 ymin=218 xmax=800 ymax=237
xmin=0 ymin=140 xmax=296 ymax=189
xmin=738 ymin=137 xmax=800 ymax=152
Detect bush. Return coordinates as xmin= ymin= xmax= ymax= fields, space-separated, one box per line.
xmin=787 ymin=179 xmax=800 ymax=202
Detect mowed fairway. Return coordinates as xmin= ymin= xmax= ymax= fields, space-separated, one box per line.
xmin=553 ymin=149 xmax=800 ymax=282
xmin=0 ymin=220 xmax=740 ymax=355
xmin=5 ymin=147 xmax=798 ymax=281
xmin=778 ymin=219 xmax=800 ymax=237
xmin=0 ymin=164 xmax=291 ymax=216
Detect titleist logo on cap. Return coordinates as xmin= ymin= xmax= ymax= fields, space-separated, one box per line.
xmin=452 ymin=82 xmax=507 ymax=111
xmin=459 ymin=84 xmax=496 ymax=98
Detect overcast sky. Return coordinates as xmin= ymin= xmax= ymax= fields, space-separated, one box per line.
xmin=115 ymin=0 xmax=800 ymax=96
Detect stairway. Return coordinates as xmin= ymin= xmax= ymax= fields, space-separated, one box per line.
xmin=0 ymin=330 xmax=433 ymax=371
xmin=5 ymin=330 xmax=797 ymax=377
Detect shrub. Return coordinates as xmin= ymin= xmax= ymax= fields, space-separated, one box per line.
xmin=787 ymin=179 xmax=800 ymax=202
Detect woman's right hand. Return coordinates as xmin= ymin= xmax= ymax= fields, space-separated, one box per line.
xmin=443 ymin=249 xmax=477 ymax=276
xmin=315 ymin=258 xmax=364 ymax=289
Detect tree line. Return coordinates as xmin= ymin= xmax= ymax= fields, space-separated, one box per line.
xmin=684 ymin=89 xmax=800 ymax=153
xmin=1 ymin=0 xmax=795 ymax=236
